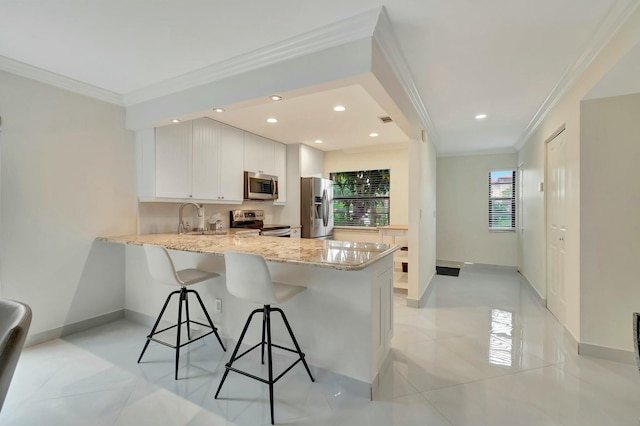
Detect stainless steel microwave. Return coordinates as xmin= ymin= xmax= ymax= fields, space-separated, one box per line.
xmin=244 ymin=171 xmax=279 ymax=200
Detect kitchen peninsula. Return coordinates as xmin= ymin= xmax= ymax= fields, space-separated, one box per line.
xmin=99 ymin=233 xmax=397 ymax=393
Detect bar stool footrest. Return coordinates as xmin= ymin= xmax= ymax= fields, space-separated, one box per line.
xmin=223 ymin=341 xmax=307 ymax=385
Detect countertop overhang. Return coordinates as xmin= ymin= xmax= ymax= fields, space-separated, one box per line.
xmin=97 ymin=233 xmax=399 ymax=271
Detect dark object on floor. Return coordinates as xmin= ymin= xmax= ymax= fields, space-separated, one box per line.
xmin=436 ymin=266 xmax=460 ymax=277
xmin=401 ymin=247 xmax=409 ymax=272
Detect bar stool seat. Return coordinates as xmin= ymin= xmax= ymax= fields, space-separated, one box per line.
xmin=215 ymin=251 xmax=314 ymax=425
xmin=138 ymin=244 xmax=226 ymax=379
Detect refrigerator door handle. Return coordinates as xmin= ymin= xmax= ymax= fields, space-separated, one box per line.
xmin=322 ymin=189 xmax=329 ymax=227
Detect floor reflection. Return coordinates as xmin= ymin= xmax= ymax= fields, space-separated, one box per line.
xmin=489 ymin=308 xmax=514 ymax=367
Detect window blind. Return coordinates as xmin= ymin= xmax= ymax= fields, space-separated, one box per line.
xmin=330 ymin=169 xmax=390 ymax=227
xmin=488 ymin=170 xmax=516 ymax=230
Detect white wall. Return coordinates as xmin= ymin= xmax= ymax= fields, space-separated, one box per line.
xmin=324 ymin=146 xmax=409 ymax=225
xmin=437 ymin=154 xmax=518 ymax=266
xmin=580 ymin=93 xmax=640 ymax=352
xmin=0 ymin=71 xmax=137 ymax=339
xmin=409 ymin=138 xmax=437 ymax=305
xmin=518 ymin=7 xmax=640 ymax=343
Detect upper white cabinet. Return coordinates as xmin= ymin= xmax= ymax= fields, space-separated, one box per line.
xmin=273 ymin=142 xmax=287 ymax=204
xmin=244 ymin=132 xmax=287 ymax=204
xmin=155 ymin=121 xmax=192 ymax=199
xmin=141 ymin=119 xmax=286 ymax=204
xmin=154 ymin=118 xmax=244 ymax=203
xmin=244 ymin=133 xmax=275 ymax=175
xmin=217 ymin=123 xmax=245 ymax=201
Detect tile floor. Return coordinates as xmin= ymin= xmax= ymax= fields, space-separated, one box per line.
xmin=1 ymin=264 xmax=639 ymax=425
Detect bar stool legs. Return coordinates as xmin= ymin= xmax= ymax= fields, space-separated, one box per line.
xmin=215 ymin=305 xmax=314 ymax=425
xmin=137 ymin=287 xmax=226 ymax=380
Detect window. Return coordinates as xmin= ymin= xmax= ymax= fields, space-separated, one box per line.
xmin=330 ymin=169 xmax=390 ymax=227
xmin=488 ymin=170 xmax=515 ymax=231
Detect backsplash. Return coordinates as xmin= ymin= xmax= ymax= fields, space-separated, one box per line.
xmin=138 ymin=201 xmax=285 ymax=234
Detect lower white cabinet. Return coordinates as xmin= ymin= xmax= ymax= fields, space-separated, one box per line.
xmin=372 ymin=258 xmax=393 ymax=371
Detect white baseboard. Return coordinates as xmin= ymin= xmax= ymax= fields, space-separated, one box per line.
xmin=579 ymin=342 xmax=636 ymax=365
xmin=25 ymin=310 xmax=125 ymax=347
xmin=407 ymin=269 xmax=436 ymax=308
xmin=518 ymin=271 xmax=547 ymax=305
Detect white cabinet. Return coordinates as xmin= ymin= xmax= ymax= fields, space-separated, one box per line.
xmin=244 ymin=132 xmax=287 ymax=204
xmin=191 ymin=118 xmax=220 ymax=199
xmin=155 ymin=121 xmax=192 ymax=199
xmin=244 ymin=133 xmax=275 ymax=175
xmin=154 ymin=118 xmax=244 ymax=203
xmin=372 ymin=258 xmax=393 ymax=371
xmin=273 ymin=142 xmax=287 ymax=204
xmin=217 ymin=123 xmax=245 ymax=201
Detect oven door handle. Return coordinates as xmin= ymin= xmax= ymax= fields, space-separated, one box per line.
xmin=261 ymin=228 xmax=291 ymax=237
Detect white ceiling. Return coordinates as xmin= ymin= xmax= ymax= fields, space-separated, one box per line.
xmin=1 ymin=0 xmax=638 ymax=155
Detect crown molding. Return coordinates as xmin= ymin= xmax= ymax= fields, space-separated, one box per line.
xmin=372 ymin=7 xmax=439 ymax=147
xmin=514 ymin=0 xmax=640 ymax=151
xmin=123 ymin=8 xmax=381 ymax=106
xmin=0 ymin=55 xmax=123 ymax=105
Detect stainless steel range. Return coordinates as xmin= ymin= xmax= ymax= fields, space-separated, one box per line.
xmin=229 ymin=210 xmax=291 ymax=237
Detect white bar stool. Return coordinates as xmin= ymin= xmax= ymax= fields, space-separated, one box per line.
xmin=138 ymin=244 xmax=226 ymax=379
xmin=215 ymin=251 xmax=314 ymax=425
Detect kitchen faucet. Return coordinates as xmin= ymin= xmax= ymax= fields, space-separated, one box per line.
xmin=178 ymin=203 xmax=204 ymax=234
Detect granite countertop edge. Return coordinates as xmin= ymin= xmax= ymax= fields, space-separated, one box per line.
xmin=96 ymin=233 xmax=398 ymax=271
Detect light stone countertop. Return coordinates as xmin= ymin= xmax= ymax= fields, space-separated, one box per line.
xmin=98 ymin=233 xmax=398 ymax=271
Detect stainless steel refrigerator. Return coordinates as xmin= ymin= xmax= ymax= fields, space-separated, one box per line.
xmin=300 ymin=177 xmax=334 ymax=239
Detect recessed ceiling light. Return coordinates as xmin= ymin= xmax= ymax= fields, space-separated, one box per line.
xmin=369 ymin=132 xmax=379 ymax=137
xmin=171 ymin=119 xmax=181 ymax=123
xmin=270 ymin=95 xmax=283 ymax=101
xmin=475 ymin=114 xmax=487 ymax=119
xmin=267 ymin=118 xmax=278 ymax=124
xmin=314 ymin=139 xmax=323 ymax=144
xmin=333 ymin=105 xmax=346 ymax=112
xmin=213 ymin=108 xmax=224 ymax=113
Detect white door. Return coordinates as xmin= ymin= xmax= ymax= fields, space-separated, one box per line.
xmin=546 ymin=131 xmax=567 ymax=324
